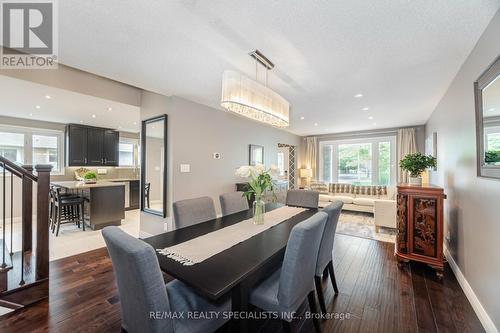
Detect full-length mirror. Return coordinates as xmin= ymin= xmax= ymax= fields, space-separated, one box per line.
xmin=475 ymin=56 xmax=500 ymax=179
xmin=141 ymin=115 xmax=167 ymax=217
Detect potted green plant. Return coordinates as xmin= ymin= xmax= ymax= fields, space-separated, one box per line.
xmin=83 ymin=171 xmax=97 ymax=184
xmin=399 ymin=152 xmax=436 ymax=185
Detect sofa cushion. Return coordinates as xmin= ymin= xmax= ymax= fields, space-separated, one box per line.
xmin=310 ymin=181 xmax=329 ymax=194
xmin=318 ymin=194 xmax=354 ymax=204
xmin=332 ymin=195 xmax=354 ymax=204
xmin=329 ymin=183 xmax=353 ymax=194
xmin=353 ymin=197 xmax=375 ymax=206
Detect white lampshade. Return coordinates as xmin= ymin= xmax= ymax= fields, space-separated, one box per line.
xmin=221 ymin=70 xmax=289 ymax=128
xmin=299 ymin=168 xmax=312 ymax=178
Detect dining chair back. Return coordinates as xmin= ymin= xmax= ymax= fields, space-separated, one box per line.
xmin=102 ymin=226 xmax=174 ymax=333
xmin=173 ymin=196 xmax=216 ymax=229
xmin=316 ymin=201 xmax=343 ymax=276
xmin=286 ymin=189 xmax=319 ymax=209
xmin=219 ymin=191 xmax=249 ymax=216
xmin=278 ymin=211 xmax=327 ymax=310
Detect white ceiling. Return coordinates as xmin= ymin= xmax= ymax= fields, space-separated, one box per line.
xmin=0 ymin=75 xmax=140 ymax=132
xmin=55 ymin=1 xmax=500 ymax=135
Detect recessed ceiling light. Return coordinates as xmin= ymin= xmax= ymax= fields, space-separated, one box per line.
xmin=373 ymin=122 xmax=377 ymax=126
xmin=314 ymin=123 xmax=318 ymax=126
xmin=488 ymin=108 xmax=495 ymax=112
xmin=324 ymin=128 xmax=329 ymax=131
xmin=79 ymin=120 xmax=84 ymax=123
xmin=91 ymin=114 xmax=96 ymax=118
xmin=300 ymin=116 xmax=305 ymax=120
xmin=29 ymin=113 xmax=33 ymax=116
xmin=133 ymin=121 xmax=137 ymax=125
xmin=45 ymin=95 xmax=51 ymax=99
xmin=362 ymin=107 xmax=369 ymax=111
xmin=354 ymin=93 xmax=363 ymax=98
xmin=107 ymin=107 xmax=113 ymax=111
xmin=35 ymin=105 xmax=40 ymax=109
xmin=368 ymin=116 xmax=374 ymax=120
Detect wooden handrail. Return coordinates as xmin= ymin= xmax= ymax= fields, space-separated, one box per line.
xmin=0 ymin=157 xmax=38 ymax=182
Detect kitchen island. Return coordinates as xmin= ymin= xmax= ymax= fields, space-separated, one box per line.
xmin=51 ymin=181 xmax=126 ymax=230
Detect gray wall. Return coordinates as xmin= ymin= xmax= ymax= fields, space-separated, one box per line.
xmin=140 ymin=92 xmax=301 ymax=234
xmin=425 ymin=9 xmax=500 ymax=330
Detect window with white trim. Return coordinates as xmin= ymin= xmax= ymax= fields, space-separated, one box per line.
xmin=119 ymin=137 xmax=138 ymax=167
xmin=319 ymin=136 xmax=396 ymax=186
xmin=0 ymin=125 xmax=64 ymax=174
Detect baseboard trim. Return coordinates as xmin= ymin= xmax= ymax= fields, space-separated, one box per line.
xmin=444 ymin=246 xmax=498 ymax=333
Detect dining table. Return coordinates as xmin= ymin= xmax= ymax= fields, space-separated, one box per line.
xmin=143 ymin=203 xmax=318 ymax=332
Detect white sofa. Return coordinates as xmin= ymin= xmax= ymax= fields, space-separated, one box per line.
xmin=312 ymin=182 xmax=397 ymax=231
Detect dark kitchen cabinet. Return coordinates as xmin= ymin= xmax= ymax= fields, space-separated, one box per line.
xmin=87 ymin=127 xmax=104 ymax=166
xmin=102 ymin=130 xmax=119 ymax=166
xmin=66 ymin=124 xmax=120 ymax=167
xmin=128 ymin=180 xmax=140 ymax=210
xmin=67 ymin=125 xmax=88 ymax=166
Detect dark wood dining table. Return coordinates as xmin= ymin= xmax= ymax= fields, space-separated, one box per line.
xmin=143 ymin=203 xmax=318 ymax=331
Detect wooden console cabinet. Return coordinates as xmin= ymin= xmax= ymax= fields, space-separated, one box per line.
xmin=395 ymin=184 xmax=446 ymax=278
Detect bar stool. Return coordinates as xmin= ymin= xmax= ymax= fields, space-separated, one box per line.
xmin=50 ymin=187 xmax=86 ymax=236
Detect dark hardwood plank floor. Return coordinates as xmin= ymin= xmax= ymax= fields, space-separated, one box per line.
xmin=0 ymin=234 xmax=484 ymax=333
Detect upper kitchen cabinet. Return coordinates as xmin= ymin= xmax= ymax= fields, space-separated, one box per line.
xmin=102 ymin=130 xmax=119 ymax=166
xmin=66 ymin=124 xmax=120 ymax=167
xmin=66 ymin=124 xmax=88 ymax=166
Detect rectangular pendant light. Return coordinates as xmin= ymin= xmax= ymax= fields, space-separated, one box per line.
xmin=221 ymin=70 xmax=289 ymax=128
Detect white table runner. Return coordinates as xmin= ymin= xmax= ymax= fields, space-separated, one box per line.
xmin=157 ymin=206 xmax=306 ymax=265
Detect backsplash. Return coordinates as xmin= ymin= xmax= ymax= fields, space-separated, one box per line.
xmin=51 ymin=167 xmax=139 ymax=181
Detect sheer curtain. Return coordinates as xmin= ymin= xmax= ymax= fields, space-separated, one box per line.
xmin=397 ymin=128 xmax=417 ymax=183
xmin=303 ymin=136 xmax=317 ymax=179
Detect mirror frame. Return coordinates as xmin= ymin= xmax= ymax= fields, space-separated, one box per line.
xmin=141 ymin=114 xmax=168 ymax=217
xmin=475 ymin=55 xmax=500 ymax=179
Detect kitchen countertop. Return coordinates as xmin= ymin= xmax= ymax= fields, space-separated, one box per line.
xmin=51 ymin=180 xmax=127 ymax=189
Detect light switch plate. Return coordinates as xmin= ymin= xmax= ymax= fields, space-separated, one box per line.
xmin=97 ymin=168 xmax=107 ymax=175
xmin=180 ymin=164 xmax=190 ymax=173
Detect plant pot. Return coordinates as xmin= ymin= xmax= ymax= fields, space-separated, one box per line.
xmin=253 ymin=199 xmax=265 ymax=225
xmin=409 ymin=177 xmax=422 ymax=186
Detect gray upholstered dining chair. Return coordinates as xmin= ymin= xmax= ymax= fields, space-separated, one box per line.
xmin=249 ymin=211 xmax=328 ymax=333
xmin=219 ymin=191 xmax=249 ymax=216
xmin=102 ymin=226 xmax=230 ymax=333
xmin=173 ymin=196 xmax=216 ymax=229
xmin=285 ymin=189 xmax=319 ymax=209
xmin=314 ymin=201 xmax=343 ymax=314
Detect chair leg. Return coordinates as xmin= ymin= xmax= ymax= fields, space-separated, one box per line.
xmin=314 ymin=275 xmax=327 ymax=314
xmin=81 ymin=202 xmax=85 ymax=231
xmin=307 ymin=291 xmax=322 ymax=333
xmin=282 ymin=320 xmax=292 ymax=333
xmin=327 ymin=261 xmax=339 ymax=294
xmin=322 ymin=266 xmax=329 ymax=279
xmin=56 ymin=207 xmax=62 ymax=237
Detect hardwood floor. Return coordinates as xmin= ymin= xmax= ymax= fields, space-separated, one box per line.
xmin=0 ymin=234 xmax=484 ymax=333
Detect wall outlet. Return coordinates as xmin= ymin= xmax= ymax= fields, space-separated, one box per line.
xmin=180 ymin=164 xmax=190 ymax=173
xmin=97 ymin=168 xmax=107 ymax=175
xmin=213 ymin=152 xmax=221 ymax=159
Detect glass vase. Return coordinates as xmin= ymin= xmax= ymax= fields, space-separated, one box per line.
xmin=253 ymin=198 xmax=265 ymax=225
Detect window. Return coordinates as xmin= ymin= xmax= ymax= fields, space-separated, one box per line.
xmin=319 ymin=136 xmax=396 ymax=186
xmin=0 ymin=126 xmax=63 ymax=174
xmin=0 ymin=132 xmax=24 ymax=164
xmin=277 ymin=152 xmax=285 ymax=176
xmin=119 ymin=138 xmax=138 ymax=167
xmin=484 ymin=125 xmax=500 ymax=165
xmin=33 ymin=134 xmax=59 ymax=172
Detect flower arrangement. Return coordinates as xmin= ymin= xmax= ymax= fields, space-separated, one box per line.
xmin=83 ymin=171 xmax=97 ymax=183
xmin=235 ymin=164 xmax=279 ymax=224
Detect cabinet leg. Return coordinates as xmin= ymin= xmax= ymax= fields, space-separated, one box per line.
xmin=396 ymin=258 xmax=409 ymax=269
xmin=429 ymin=265 xmax=444 ymax=280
